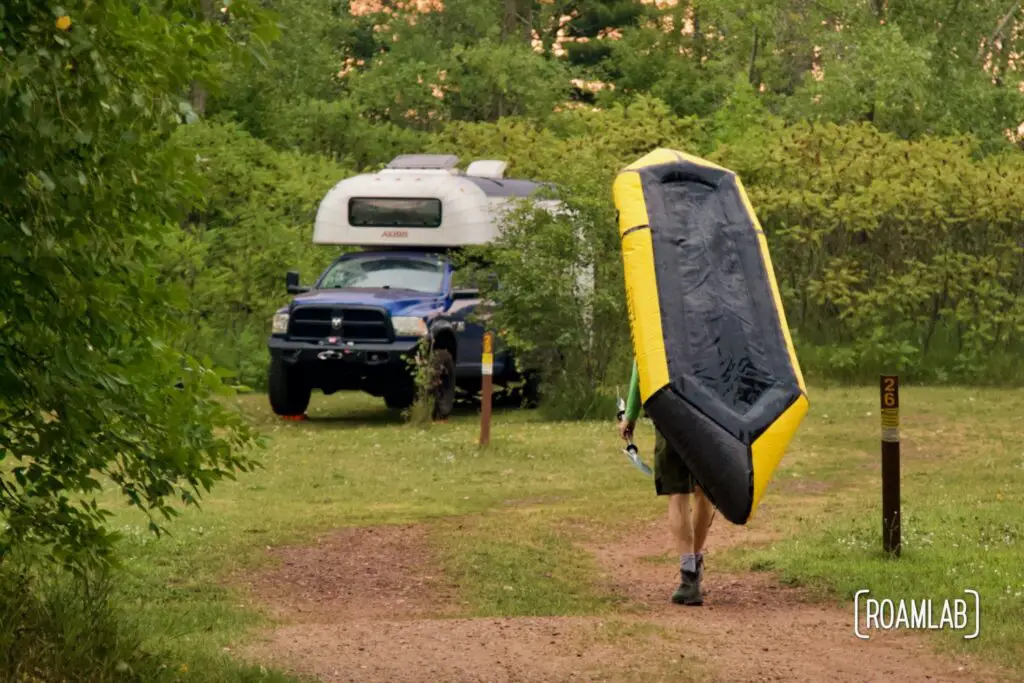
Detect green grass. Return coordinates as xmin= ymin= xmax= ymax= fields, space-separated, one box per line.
xmin=433 ymin=512 xmax=620 ymax=617
xmin=732 ymin=385 xmax=1024 ymax=672
xmin=5 ymin=384 xmax=1022 ymax=681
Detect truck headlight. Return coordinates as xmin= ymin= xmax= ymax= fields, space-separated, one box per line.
xmin=392 ymin=316 xmax=427 ymax=337
xmin=272 ymin=312 xmax=289 ymax=334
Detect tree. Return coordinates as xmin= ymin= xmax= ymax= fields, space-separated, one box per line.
xmin=782 ymin=1 xmax=1024 ymax=146
xmin=211 ymin=0 xmax=376 ymax=136
xmin=0 ymin=0 xmax=269 ymax=569
xmin=341 ymin=1 xmax=571 ymax=127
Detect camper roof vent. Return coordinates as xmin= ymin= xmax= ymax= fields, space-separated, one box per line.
xmin=466 ymin=160 xmax=508 ymax=179
xmin=385 ymin=154 xmax=460 ymax=171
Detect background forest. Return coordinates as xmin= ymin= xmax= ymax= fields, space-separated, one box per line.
xmin=179 ymin=0 xmax=1024 ymax=406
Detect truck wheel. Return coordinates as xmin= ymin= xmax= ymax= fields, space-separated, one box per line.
xmin=268 ymin=356 xmax=311 ymax=417
xmin=431 ymin=349 xmax=456 ymax=420
xmin=384 ymin=390 xmax=415 ymax=412
xmin=520 ymin=372 xmax=541 ymax=409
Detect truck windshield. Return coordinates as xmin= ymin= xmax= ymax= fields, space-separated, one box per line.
xmin=318 ymin=256 xmax=445 ymax=293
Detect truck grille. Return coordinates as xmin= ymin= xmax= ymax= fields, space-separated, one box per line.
xmin=288 ymin=306 xmax=392 ymax=342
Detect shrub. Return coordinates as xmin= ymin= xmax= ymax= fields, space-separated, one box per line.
xmin=0 ymin=0 xmax=266 ymax=569
xmin=713 ymin=121 xmax=1024 ymax=384
xmin=0 ymin=554 xmax=151 ymax=682
xmin=165 ymin=121 xmax=352 ymax=389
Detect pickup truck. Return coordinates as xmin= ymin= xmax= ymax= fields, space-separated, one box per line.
xmin=267 ymin=248 xmax=533 ymax=419
xmin=266 ymin=153 xmax=562 ymax=419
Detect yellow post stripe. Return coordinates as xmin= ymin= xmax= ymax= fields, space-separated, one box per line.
xmin=748 ymin=393 xmax=810 ymax=517
xmin=734 ymin=177 xmax=807 ymax=395
xmin=613 ymin=170 xmax=669 ymax=401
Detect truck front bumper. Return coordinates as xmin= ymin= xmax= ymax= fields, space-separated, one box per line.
xmin=268 ymin=336 xmax=421 ymax=367
xmin=268 ymin=336 xmax=424 ymax=395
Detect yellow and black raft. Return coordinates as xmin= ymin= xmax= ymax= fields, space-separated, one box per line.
xmin=613 ymin=149 xmax=809 ymax=525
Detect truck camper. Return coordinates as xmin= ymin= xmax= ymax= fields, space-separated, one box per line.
xmin=267 ymin=154 xmax=560 ymax=419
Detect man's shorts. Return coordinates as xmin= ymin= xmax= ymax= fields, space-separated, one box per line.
xmin=654 ymin=427 xmax=697 ymax=496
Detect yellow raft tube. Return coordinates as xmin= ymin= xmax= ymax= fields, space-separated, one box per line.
xmin=613 ymin=149 xmax=809 ymax=525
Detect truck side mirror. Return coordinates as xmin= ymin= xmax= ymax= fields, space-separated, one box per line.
xmin=286 ymin=271 xmax=309 ymax=294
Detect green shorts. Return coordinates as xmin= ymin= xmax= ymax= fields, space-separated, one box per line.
xmin=654 ymin=428 xmax=697 ymax=496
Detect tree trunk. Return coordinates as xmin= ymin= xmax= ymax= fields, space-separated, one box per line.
xmin=189 ymin=0 xmax=216 ymax=117
xmin=502 ymin=0 xmax=532 ymax=44
xmin=503 ymin=0 xmax=526 ymax=41
xmin=748 ymin=26 xmax=760 ymax=85
xmin=520 ymin=0 xmax=533 ymax=44
xmin=503 ymin=0 xmax=516 ymax=39
xmin=693 ymin=6 xmax=704 ymax=67
xmin=497 ymin=0 xmax=533 ymax=120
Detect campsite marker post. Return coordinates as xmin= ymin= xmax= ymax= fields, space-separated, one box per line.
xmin=880 ymin=375 xmax=901 ymax=557
xmin=480 ymin=332 xmax=494 ymax=447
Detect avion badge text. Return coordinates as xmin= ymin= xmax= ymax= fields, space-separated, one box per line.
xmin=854 ymin=589 xmax=980 ymax=640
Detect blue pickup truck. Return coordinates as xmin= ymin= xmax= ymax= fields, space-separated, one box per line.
xmin=267 ymin=154 xmax=551 ymax=419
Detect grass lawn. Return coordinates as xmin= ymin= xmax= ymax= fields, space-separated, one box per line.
xmin=733 ymin=385 xmax=1024 ymax=672
xmin=86 ymin=384 xmax=1024 ymax=680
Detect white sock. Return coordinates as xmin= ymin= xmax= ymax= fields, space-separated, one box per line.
xmin=681 ymin=553 xmax=696 ymax=573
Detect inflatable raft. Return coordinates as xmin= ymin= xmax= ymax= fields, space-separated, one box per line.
xmin=613 ymin=149 xmax=809 ymax=525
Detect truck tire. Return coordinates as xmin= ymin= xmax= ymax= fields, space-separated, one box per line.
xmin=520 ymin=371 xmax=541 ymax=409
xmin=431 ymin=348 xmax=456 ymax=420
xmin=384 ymin=389 xmax=415 ymax=412
xmin=268 ymin=356 xmax=311 ymax=417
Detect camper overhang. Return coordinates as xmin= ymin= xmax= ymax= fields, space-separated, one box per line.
xmin=312 ymin=156 xmax=554 ymax=248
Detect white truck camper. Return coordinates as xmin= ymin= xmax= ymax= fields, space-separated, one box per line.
xmin=313 ymin=154 xmax=563 ymax=249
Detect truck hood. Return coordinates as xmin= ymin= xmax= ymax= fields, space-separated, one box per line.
xmin=289 ymin=288 xmax=445 ymax=316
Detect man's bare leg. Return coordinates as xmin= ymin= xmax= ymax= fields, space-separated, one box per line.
xmin=668 ymin=493 xmax=693 ymax=556
xmin=692 ymin=486 xmax=714 ymax=554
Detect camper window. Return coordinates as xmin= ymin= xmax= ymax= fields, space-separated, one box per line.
xmin=318 ymin=255 xmax=445 ymax=294
xmin=349 ymin=197 xmax=442 ymax=228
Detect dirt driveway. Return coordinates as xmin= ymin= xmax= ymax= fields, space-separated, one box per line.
xmin=233 ymin=517 xmax=1008 ymax=683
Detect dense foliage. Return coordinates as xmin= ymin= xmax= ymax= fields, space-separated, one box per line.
xmin=713 ymin=122 xmax=1024 ymax=383
xmin=164 ymin=121 xmax=349 ymax=388
xmin=189 ymin=0 xmax=1024 ymax=404
xmin=0 ymin=2 xmax=270 ymax=568
xmin=443 ymin=103 xmax=1024 ymax=417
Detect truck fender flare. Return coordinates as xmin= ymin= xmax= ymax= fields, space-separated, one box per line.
xmin=428 ymin=321 xmax=459 ymax=361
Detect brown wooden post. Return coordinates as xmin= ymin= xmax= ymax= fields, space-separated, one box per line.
xmin=880 ymin=375 xmax=901 ymax=557
xmin=480 ymin=332 xmax=494 ymax=447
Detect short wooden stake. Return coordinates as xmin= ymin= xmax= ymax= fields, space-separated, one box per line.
xmin=480 ymin=332 xmax=493 ymax=447
xmin=880 ymin=375 xmax=901 ymax=557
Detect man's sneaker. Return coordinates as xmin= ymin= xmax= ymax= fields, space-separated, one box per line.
xmin=671 ymin=569 xmax=703 ymax=606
